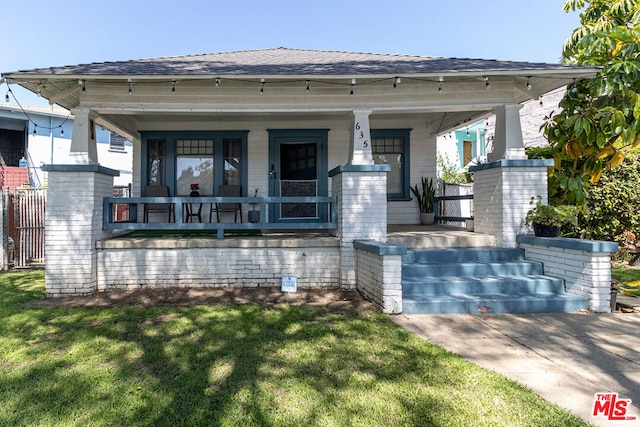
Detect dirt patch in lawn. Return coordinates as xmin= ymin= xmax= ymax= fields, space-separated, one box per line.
xmin=24 ymin=287 xmax=376 ymax=312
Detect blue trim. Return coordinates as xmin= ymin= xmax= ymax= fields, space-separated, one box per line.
xmin=268 ymin=129 xmax=329 ymax=223
xmin=42 ymin=164 xmax=120 ymax=176
xmin=516 ymin=235 xmax=619 ymax=253
xmin=354 ymin=240 xmax=407 ymax=256
xmin=469 ymin=159 xmax=554 ymax=172
xmin=103 ymin=196 xmax=337 ymax=239
xmin=328 ymin=164 xmax=391 ymax=176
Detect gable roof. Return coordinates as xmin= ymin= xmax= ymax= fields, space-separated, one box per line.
xmin=4 ymin=47 xmax=591 ymax=78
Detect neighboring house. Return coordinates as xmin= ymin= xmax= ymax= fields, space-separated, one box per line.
xmin=437 ymin=120 xmax=488 ymax=170
xmin=4 ymin=47 xmax=614 ymax=313
xmin=438 ymin=86 xmax=565 ymax=171
xmin=0 ymin=104 xmax=133 ymax=188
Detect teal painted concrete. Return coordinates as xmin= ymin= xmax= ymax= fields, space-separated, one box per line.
xmin=402 ymin=248 xmax=589 ymax=314
xmin=516 ymin=234 xmax=619 ymax=253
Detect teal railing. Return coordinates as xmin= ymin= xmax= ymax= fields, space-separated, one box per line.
xmin=103 ymin=196 xmax=338 ymax=239
xmin=434 ymin=194 xmax=474 ymax=223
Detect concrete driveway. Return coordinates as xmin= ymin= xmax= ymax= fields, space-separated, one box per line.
xmin=391 ymin=312 xmax=640 ymax=427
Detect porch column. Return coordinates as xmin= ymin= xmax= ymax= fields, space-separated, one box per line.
xmin=488 ymin=104 xmax=527 ymax=161
xmin=42 ymin=165 xmax=118 ymax=296
xmin=470 ymin=159 xmax=553 ymax=248
xmin=349 ymin=110 xmax=374 ymax=165
xmin=69 ymin=108 xmax=99 ymax=164
xmin=329 ymin=164 xmax=390 ymax=288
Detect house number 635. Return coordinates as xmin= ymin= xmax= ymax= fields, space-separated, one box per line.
xmin=355 ymin=122 xmax=368 ymax=147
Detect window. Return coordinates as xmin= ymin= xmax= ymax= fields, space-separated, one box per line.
xmin=223 ymin=138 xmax=242 ymax=186
xmin=371 ymin=129 xmax=411 ymax=200
xmin=109 ymin=133 xmax=126 ymax=151
xmin=147 ymin=139 xmax=166 ymax=186
xmin=176 ymin=139 xmax=214 ymax=196
xmin=143 ymin=131 xmax=247 ymax=196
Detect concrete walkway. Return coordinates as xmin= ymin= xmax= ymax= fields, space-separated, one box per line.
xmin=391 ymin=312 xmax=640 ymax=427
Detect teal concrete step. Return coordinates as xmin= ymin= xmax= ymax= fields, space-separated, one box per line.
xmin=402 ymin=293 xmax=590 ymax=315
xmin=403 ymin=247 xmax=525 ymax=264
xmin=402 ymin=260 xmax=544 ymax=279
xmin=402 ymin=275 xmax=564 ymax=296
xmin=401 ymin=248 xmax=589 ymax=314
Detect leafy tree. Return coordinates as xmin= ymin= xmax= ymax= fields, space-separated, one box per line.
xmin=542 ymin=0 xmax=640 ymax=205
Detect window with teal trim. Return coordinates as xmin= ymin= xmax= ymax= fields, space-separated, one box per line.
xmin=143 ymin=131 xmax=247 ymax=197
xmin=371 ymin=129 xmax=410 ymax=200
xmin=147 ymin=139 xmax=166 ymax=186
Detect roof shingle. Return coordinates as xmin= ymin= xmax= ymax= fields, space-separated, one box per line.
xmin=8 ymin=47 xmax=579 ymax=77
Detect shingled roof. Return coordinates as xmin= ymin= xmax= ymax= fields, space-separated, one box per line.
xmin=5 ymin=47 xmax=585 ymax=77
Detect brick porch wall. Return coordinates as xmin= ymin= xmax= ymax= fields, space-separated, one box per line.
xmin=96 ymin=242 xmax=340 ymax=290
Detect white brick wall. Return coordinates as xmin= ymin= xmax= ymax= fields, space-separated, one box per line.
xmin=45 ymin=169 xmax=114 ymax=296
xmin=473 ymin=162 xmax=549 ymax=248
xmin=519 ymin=242 xmax=614 ymax=313
xmin=332 ymin=169 xmax=388 ymax=288
xmin=355 ymin=249 xmax=402 ymax=313
xmin=97 ymin=246 xmax=339 ymax=290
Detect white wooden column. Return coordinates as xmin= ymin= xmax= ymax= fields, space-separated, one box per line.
xmin=349 ymin=110 xmax=374 ymax=165
xmin=69 ymin=108 xmax=99 ymax=164
xmin=488 ymin=104 xmax=527 ymax=161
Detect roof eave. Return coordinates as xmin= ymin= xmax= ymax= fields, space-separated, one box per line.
xmin=2 ymin=66 xmax=601 ymax=83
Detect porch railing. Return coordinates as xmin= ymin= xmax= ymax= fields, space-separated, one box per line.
xmin=434 ymin=194 xmax=474 ymax=223
xmin=103 ymin=196 xmax=338 ymax=239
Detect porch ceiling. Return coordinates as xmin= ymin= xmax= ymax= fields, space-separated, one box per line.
xmin=95 ymin=109 xmax=490 ymax=143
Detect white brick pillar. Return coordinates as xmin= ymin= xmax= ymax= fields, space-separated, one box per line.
xmin=470 ymin=159 xmax=553 ymax=248
xmin=329 ymin=165 xmax=390 ymax=288
xmin=42 ymin=165 xmax=119 ymax=296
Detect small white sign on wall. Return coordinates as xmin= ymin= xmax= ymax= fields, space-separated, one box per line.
xmin=281 ymin=275 xmax=298 ymax=293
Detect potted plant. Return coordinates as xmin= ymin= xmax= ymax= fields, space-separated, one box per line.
xmin=524 ymin=196 xmax=579 ymax=237
xmin=410 ymin=177 xmax=436 ymax=225
xmin=248 ymin=188 xmax=260 ymax=223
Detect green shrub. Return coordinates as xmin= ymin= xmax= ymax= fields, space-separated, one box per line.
xmin=579 ymin=155 xmax=640 ymax=240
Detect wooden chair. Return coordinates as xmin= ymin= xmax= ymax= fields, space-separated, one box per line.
xmin=143 ymin=185 xmax=175 ymax=223
xmin=211 ymin=185 xmax=242 ymax=223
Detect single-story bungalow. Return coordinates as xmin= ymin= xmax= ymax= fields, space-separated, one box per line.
xmin=2 ymin=47 xmax=617 ymax=313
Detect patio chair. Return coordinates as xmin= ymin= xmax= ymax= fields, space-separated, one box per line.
xmin=211 ymin=185 xmax=242 ymax=223
xmin=143 ymin=185 xmax=175 ymax=223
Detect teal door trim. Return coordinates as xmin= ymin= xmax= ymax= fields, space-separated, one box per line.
xmin=268 ymin=129 xmax=329 ymax=223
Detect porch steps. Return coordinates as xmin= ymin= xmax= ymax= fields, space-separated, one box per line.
xmin=402 ymin=248 xmax=589 ymax=314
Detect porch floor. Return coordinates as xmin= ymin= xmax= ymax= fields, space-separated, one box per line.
xmin=387 ymin=224 xmax=496 ymax=248
xmin=99 ymin=224 xmax=493 ymax=250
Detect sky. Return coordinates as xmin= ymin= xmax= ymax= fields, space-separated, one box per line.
xmin=2 ymin=0 xmax=581 ymax=107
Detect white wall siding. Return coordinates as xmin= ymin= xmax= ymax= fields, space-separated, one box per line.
xmin=131 ymin=115 xmax=436 ymax=226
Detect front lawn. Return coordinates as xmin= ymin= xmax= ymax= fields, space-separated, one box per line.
xmin=0 ymin=271 xmax=587 ymax=426
xmin=612 ymin=265 xmax=640 ymax=297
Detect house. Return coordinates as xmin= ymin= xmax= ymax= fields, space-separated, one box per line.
xmin=437 ymin=120 xmax=488 ymax=171
xmin=437 ymin=86 xmax=566 ymax=172
xmin=2 ymin=47 xmax=616 ymax=313
xmin=0 ymin=104 xmax=133 ymax=188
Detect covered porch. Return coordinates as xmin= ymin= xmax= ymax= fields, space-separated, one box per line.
xmin=2 ymin=48 xmax=604 ymax=311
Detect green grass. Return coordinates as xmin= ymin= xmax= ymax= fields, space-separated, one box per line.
xmin=612 ymin=265 xmax=640 ymax=297
xmin=0 ymin=271 xmax=588 ymax=426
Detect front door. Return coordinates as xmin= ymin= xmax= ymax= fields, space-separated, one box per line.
xmin=268 ymin=130 xmax=328 ymax=223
